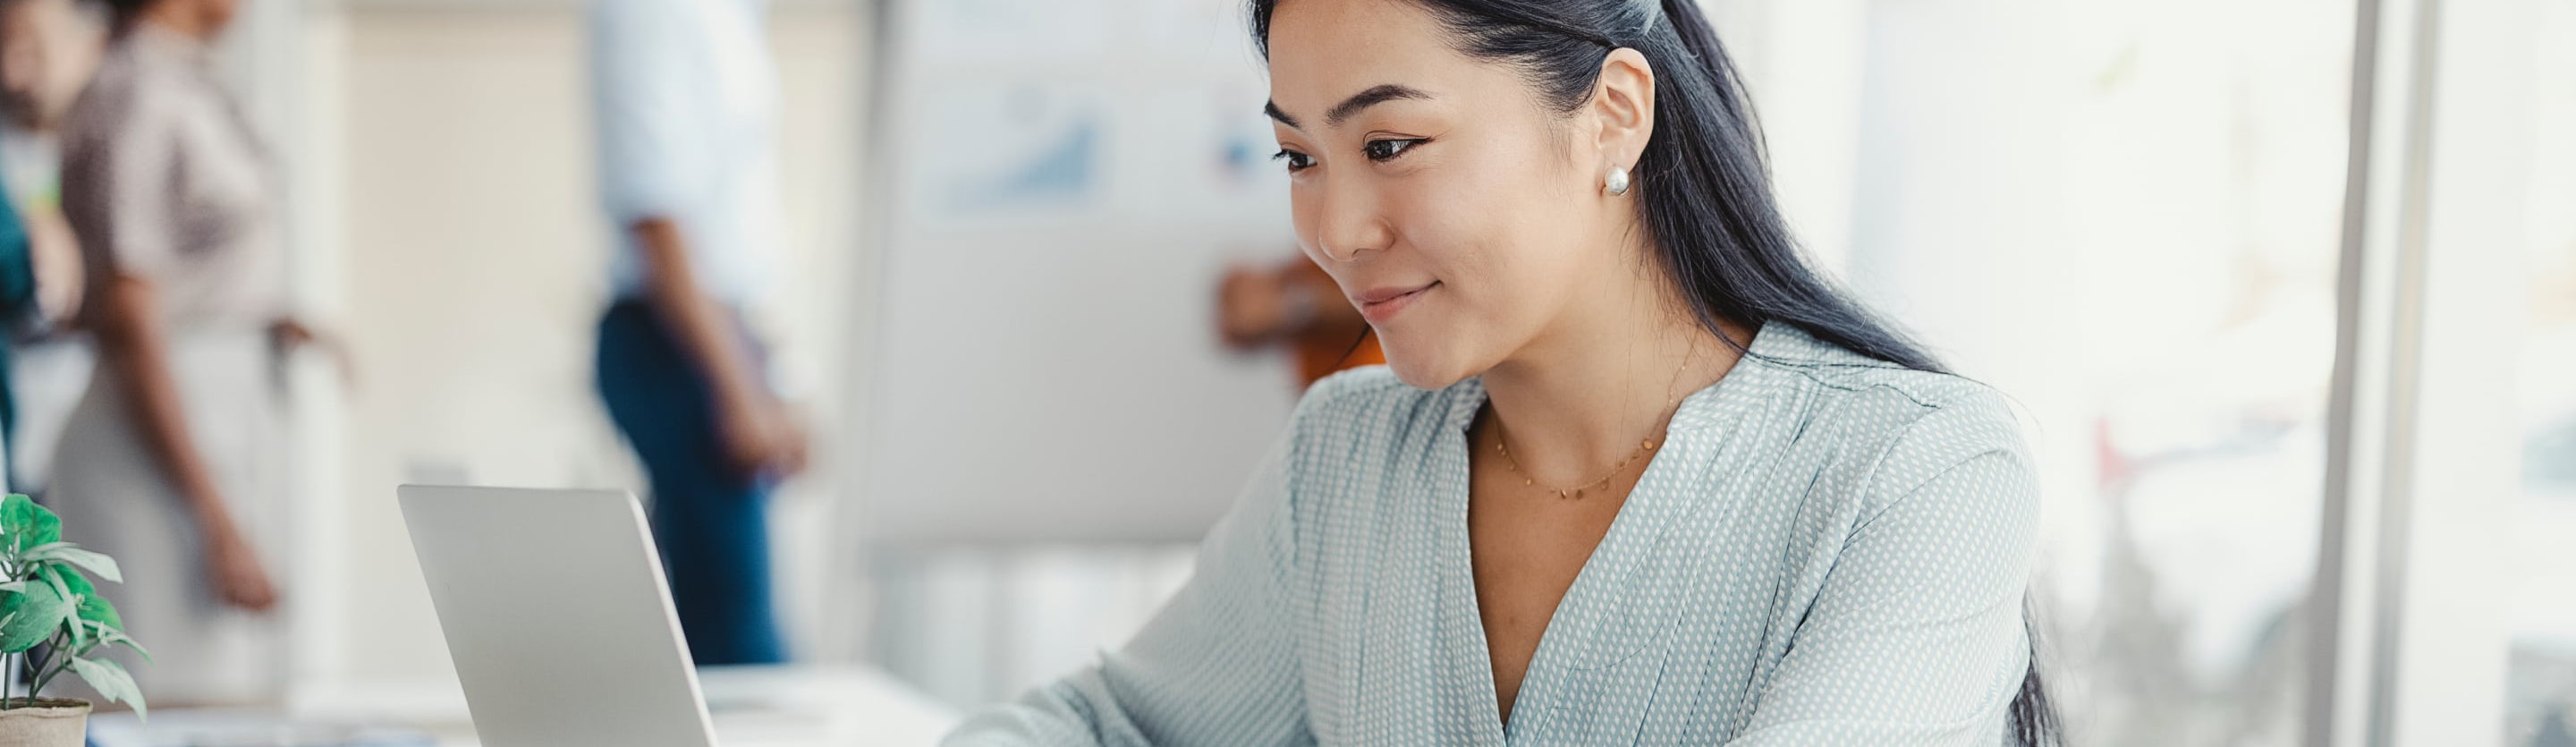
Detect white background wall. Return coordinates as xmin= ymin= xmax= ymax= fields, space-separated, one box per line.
xmin=857 ymin=0 xmax=1301 ymax=546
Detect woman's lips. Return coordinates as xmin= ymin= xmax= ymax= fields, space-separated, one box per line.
xmin=1355 ymin=282 xmax=1437 ymax=323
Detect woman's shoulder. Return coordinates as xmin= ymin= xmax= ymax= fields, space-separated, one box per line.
xmin=61 ymin=38 xmax=174 ymax=150
xmin=62 ymin=55 xmax=135 ymax=133
xmin=1827 ymin=369 xmax=2029 ymax=507
xmin=1747 ymin=326 xmax=2031 ymax=505
xmin=1792 ymin=361 xmax=2021 ymax=451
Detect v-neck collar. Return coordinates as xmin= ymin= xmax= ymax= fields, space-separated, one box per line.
xmin=1434 ymin=322 xmax=1807 ymax=743
xmin=1436 ymin=320 xmax=1819 ymax=436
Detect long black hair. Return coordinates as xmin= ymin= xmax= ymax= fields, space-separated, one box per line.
xmin=1251 ymin=0 xmax=2059 ymax=743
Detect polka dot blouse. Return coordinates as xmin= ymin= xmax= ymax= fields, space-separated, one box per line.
xmin=946 ymin=322 xmax=2040 ymax=746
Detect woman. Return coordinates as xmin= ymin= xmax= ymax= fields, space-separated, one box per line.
xmin=49 ymin=0 xmax=290 ymax=705
xmin=947 ymin=0 xmax=2055 ymax=744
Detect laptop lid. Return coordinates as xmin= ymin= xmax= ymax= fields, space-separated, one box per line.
xmin=399 ymin=485 xmax=718 ymax=747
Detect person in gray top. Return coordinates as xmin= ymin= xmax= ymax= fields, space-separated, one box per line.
xmin=48 ymin=0 xmax=304 ymax=706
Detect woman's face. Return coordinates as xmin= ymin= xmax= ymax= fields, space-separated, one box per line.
xmin=0 ymin=0 xmax=105 ymax=130
xmin=1266 ymin=0 xmax=1630 ymax=389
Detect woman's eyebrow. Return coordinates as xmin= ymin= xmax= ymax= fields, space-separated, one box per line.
xmin=1264 ymin=83 xmax=1434 ymax=131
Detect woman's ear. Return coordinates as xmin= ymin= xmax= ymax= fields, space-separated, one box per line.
xmin=1590 ymin=47 xmax=1657 ymax=172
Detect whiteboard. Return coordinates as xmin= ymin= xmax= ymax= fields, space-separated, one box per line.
xmin=859 ymin=0 xmax=1301 ymax=543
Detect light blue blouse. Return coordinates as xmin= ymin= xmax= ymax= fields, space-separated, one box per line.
xmin=945 ymin=322 xmax=2040 ymax=745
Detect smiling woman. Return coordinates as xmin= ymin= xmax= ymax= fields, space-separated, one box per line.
xmin=944 ymin=0 xmax=2054 ymax=744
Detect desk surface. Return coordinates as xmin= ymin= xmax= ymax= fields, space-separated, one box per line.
xmin=88 ymin=665 xmax=962 ymax=747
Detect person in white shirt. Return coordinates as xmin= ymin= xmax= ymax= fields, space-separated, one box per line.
xmin=588 ymin=0 xmax=804 ymax=666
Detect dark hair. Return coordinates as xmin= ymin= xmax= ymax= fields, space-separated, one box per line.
xmin=1253 ymin=0 xmax=2059 ymax=743
xmin=1255 ymin=0 xmax=1943 ymax=373
xmin=98 ymin=0 xmax=160 ymax=29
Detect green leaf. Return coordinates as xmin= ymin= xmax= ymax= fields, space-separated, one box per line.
xmin=68 ymin=657 xmax=144 ymax=719
xmin=38 ymin=570 xmax=80 ymax=650
xmin=0 ymin=583 xmax=68 ymax=653
xmin=88 ymin=624 xmax=149 ymax=663
xmin=80 ymin=596 xmax=123 ymax=634
xmin=24 ymin=544 xmax=119 ymax=584
xmin=47 ymin=569 xmax=121 ymax=632
xmin=0 ymin=495 xmax=58 ymax=555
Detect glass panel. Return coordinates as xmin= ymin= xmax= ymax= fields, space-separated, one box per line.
xmin=2504 ymin=1 xmax=2576 ymax=743
xmin=1809 ymin=0 xmax=2354 ymax=743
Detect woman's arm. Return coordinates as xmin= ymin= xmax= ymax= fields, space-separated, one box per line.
xmin=25 ymin=201 xmax=85 ymax=326
xmin=1724 ymin=403 xmax=2041 ymax=746
xmin=91 ymin=274 xmax=275 ymax=610
xmin=943 ymin=436 xmax=1309 ymax=747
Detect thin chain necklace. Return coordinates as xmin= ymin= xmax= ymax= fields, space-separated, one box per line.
xmin=1491 ymin=340 xmax=1697 ymax=500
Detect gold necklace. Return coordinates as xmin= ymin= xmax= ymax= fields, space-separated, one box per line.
xmin=1491 ymin=341 xmax=1697 ymax=500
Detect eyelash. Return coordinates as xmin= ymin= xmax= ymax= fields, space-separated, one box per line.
xmin=1270 ymin=138 xmax=1429 ymax=174
xmin=1363 ymin=138 xmax=1424 ymax=162
xmin=1271 ymin=149 xmax=1314 ymax=172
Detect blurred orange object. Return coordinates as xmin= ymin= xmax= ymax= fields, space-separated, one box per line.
xmin=1218 ymin=255 xmax=1385 ymax=389
xmin=1293 ymin=325 xmax=1384 ymax=388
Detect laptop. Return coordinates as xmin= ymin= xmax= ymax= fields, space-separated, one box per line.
xmin=400 ymin=485 xmax=720 ymax=747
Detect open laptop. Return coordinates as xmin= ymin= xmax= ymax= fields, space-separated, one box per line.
xmin=400 ymin=485 xmax=720 ymax=747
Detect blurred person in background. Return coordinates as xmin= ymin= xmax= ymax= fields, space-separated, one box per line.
xmin=0 ymin=0 xmax=100 ymax=493
xmin=1217 ymin=254 xmax=1384 ymax=388
xmin=0 ymin=177 xmax=49 ymax=489
xmin=948 ymin=0 xmax=2055 ymax=744
xmin=0 ymin=0 xmax=93 ymax=326
xmin=50 ymin=0 xmax=298 ymax=706
xmin=589 ymin=0 xmax=805 ymax=666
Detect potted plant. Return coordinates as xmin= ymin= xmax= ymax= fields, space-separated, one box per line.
xmin=0 ymin=494 xmax=148 ymax=746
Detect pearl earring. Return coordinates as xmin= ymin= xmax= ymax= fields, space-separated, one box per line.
xmin=1605 ymin=166 xmax=1631 ymax=196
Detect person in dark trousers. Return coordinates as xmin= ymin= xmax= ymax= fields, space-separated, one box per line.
xmin=588 ymin=0 xmax=806 ymax=666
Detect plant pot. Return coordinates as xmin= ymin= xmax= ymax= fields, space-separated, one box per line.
xmin=0 ymin=699 xmax=89 ymax=747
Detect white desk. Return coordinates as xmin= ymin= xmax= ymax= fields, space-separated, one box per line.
xmin=693 ymin=666 xmax=962 ymax=746
xmin=88 ymin=665 xmax=962 ymax=747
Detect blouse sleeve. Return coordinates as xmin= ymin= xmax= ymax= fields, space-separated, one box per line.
xmin=1725 ymin=403 xmax=2042 ymax=746
xmin=942 ymin=429 xmax=1310 ymax=747
xmin=59 ymin=86 xmax=180 ymax=289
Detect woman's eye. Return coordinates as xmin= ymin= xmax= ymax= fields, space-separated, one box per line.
xmin=1363 ymin=138 xmax=1424 ymax=162
xmin=1272 ymin=149 xmax=1314 ymax=173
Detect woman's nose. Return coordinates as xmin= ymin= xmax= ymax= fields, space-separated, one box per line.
xmin=1310 ymin=174 xmax=1392 ymax=263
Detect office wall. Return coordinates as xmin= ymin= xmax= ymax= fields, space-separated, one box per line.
xmin=857 ymin=0 xmax=1301 ymax=546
